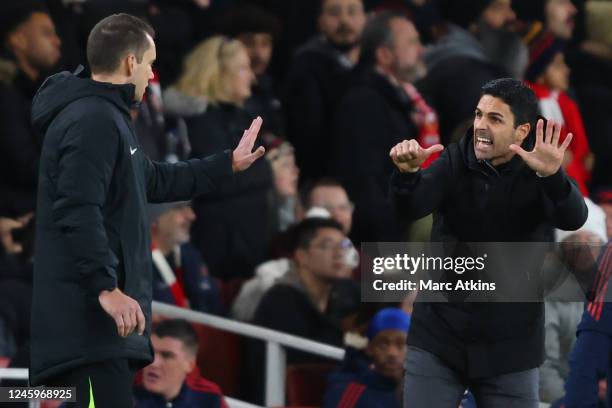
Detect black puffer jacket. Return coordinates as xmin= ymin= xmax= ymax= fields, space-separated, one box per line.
xmin=390 ymin=127 xmax=588 ymax=378
xmin=30 ymin=68 xmax=233 ymax=385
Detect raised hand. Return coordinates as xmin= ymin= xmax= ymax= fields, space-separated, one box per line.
xmin=389 ymin=139 xmax=444 ymax=173
xmin=232 ymin=116 xmax=266 ymax=172
xmin=509 ymin=119 xmax=572 ymax=177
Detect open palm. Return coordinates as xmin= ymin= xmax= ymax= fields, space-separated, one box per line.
xmin=509 ymin=119 xmax=573 ymax=177
xmin=232 ymin=116 xmax=265 ymax=172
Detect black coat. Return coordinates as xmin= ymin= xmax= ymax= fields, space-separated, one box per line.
xmin=0 ymin=68 xmax=43 ymax=216
xmin=30 ymin=68 xmax=233 ymax=385
xmin=330 ymin=68 xmax=418 ymax=243
xmin=420 ymin=56 xmax=504 ymax=145
xmin=186 ymin=103 xmax=273 ymax=280
xmin=283 ymin=37 xmax=354 ymax=181
xmin=390 ymin=129 xmax=588 ymax=378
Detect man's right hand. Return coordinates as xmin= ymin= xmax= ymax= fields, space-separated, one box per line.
xmin=390 ymin=139 xmax=444 ymax=173
xmin=98 ymin=288 xmax=145 ymax=337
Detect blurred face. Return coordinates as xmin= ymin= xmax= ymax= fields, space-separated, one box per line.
xmin=318 ymin=0 xmax=366 ymax=50
xmin=386 ymin=18 xmax=425 ymax=83
xmin=8 ymin=12 xmax=61 ymax=74
xmin=238 ymin=33 xmax=273 ymax=77
xmin=538 ymin=52 xmax=570 ymax=91
xmin=297 ymin=227 xmax=351 ymax=280
xmin=309 ymin=186 xmax=353 ymax=234
xmin=545 ymin=0 xmax=577 ymax=40
xmin=481 ymin=0 xmax=516 ymax=30
xmin=143 ymin=335 xmax=195 ymax=400
xmin=129 ymin=35 xmax=156 ymax=102
xmin=156 ymin=206 xmax=196 ymax=248
xmin=270 ymin=151 xmax=299 ymax=197
xmin=473 ymin=95 xmax=530 ymax=165
xmin=366 ymin=329 xmax=407 ymax=382
xmin=224 ymin=48 xmax=255 ymax=105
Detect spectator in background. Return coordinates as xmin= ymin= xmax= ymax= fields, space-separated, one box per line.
xmin=323 ymin=308 xmax=410 ymax=408
xmin=566 ymin=1 xmax=612 ymax=194
xmin=0 ymin=1 xmax=61 ymax=216
xmin=266 ymin=141 xmax=300 ymax=233
xmin=595 ymin=188 xmax=612 ymax=241
xmin=170 ymin=36 xmax=274 ymax=280
xmin=421 ymin=0 xmax=522 ymax=144
xmin=252 ymin=218 xmax=359 ymax=355
xmin=523 ymin=26 xmax=593 ymax=195
xmin=149 ymin=202 xmax=224 ymax=316
xmin=539 ymin=200 xmax=608 ymax=404
xmin=222 ymin=4 xmax=285 ymax=140
xmin=301 ymin=178 xmax=354 ymax=235
xmin=134 ymin=319 xmax=228 ymax=408
xmin=563 ymin=240 xmax=612 ymax=407
xmin=330 ymin=11 xmax=436 ymax=243
xmin=513 ymin=0 xmax=578 ymax=41
xmin=283 ymin=0 xmax=366 ymax=181
xmin=231 ymin=180 xmax=358 ymax=321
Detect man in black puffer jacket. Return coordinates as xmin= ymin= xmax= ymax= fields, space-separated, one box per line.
xmin=389 ymin=78 xmax=587 ymax=407
xmin=30 ymin=14 xmax=265 ymax=408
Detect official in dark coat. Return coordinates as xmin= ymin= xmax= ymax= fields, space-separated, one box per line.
xmin=30 ymin=14 xmax=265 ymax=408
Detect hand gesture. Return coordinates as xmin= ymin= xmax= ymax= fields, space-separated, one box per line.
xmin=509 ymin=119 xmax=572 ymax=177
xmin=232 ymin=116 xmax=266 ymax=172
xmin=99 ymin=288 xmax=146 ymax=337
xmin=389 ymin=139 xmax=444 ymax=173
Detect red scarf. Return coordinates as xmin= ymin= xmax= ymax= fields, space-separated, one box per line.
xmin=403 ymin=82 xmax=441 ymax=168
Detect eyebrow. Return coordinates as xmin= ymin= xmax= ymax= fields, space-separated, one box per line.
xmin=476 ymin=108 xmax=505 ymax=119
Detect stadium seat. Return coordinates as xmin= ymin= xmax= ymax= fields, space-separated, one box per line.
xmin=285 ymin=363 xmax=337 ymax=407
xmin=193 ymin=323 xmax=243 ymax=398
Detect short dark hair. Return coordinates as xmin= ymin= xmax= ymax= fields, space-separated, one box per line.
xmin=221 ymin=4 xmax=281 ymax=41
xmin=359 ymin=11 xmax=406 ymax=68
xmin=480 ymin=78 xmax=539 ymax=128
xmin=300 ymin=177 xmax=346 ymax=209
xmin=0 ymin=1 xmax=48 ymax=45
xmin=294 ymin=217 xmax=344 ymax=250
xmin=153 ymin=319 xmax=199 ymax=356
xmin=86 ymin=13 xmax=155 ymax=74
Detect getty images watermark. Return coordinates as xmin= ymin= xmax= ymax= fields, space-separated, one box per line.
xmin=361 ymin=242 xmax=609 ymax=303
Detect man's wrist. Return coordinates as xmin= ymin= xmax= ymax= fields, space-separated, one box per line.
xmin=399 ymin=166 xmax=420 ymax=174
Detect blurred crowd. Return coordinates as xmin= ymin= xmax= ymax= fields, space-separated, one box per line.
xmin=0 ymin=0 xmax=611 ymax=406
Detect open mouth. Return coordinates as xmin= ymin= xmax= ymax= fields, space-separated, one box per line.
xmin=476 ymin=136 xmax=493 ymax=147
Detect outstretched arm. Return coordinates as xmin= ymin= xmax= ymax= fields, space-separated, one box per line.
xmin=144 ymin=117 xmax=265 ymax=202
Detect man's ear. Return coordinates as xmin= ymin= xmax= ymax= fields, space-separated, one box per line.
xmin=515 ymin=123 xmax=531 ymax=144
xmin=125 ymin=54 xmax=136 ymax=77
xmin=7 ymin=31 xmax=27 ymax=52
xmin=376 ymin=47 xmax=392 ymax=69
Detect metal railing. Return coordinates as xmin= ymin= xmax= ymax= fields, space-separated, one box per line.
xmin=152 ymin=301 xmax=345 ymax=406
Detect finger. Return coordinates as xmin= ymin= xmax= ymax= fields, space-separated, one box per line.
xmin=116 ymin=315 xmax=126 ymax=337
xmin=122 ymin=311 xmax=133 ymax=337
xmin=560 ymin=133 xmax=573 ymax=152
xmin=137 ymin=307 xmax=146 ymax=335
xmin=424 ymin=144 xmax=444 ymax=155
xmin=246 ymin=116 xmax=263 ymax=145
xmin=2 ymin=218 xmax=24 ymax=231
xmin=544 ymin=120 xmax=554 ymax=144
xmin=552 ymin=122 xmax=562 ymax=146
xmin=250 ymin=146 xmax=266 ymax=161
xmin=508 ymin=143 xmax=528 ymax=159
xmin=389 ymin=145 xmax=397 ymax=157
xmin=535 ymin=119 xmax=544 ymax=145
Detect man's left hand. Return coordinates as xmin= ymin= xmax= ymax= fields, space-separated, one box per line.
xmin=509 ymin=119 xmax=573 ymax=177
xmin=232 ymin=116 xmax=266 ymax=172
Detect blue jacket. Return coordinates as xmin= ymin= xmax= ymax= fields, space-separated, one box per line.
xmin=323 ymin=347 xmax=400 ymax=408
xmin=134 ymin=372 xmax=228 ymax=408
xmin=152 ymin=243 xmax=224 ymax=315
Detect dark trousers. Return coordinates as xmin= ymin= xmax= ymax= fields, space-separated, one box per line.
xmin=46 ymin=359 xmax=136 ymax=408
xmin=403 ymin=346 xmax=539 ymax=407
